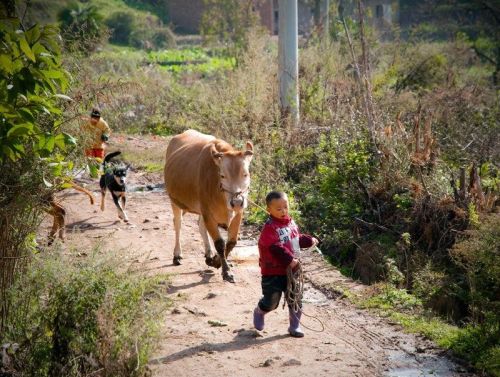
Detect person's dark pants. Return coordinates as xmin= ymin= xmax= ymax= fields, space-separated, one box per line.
xmin=258 ymin=275 xmax=301 ymax=312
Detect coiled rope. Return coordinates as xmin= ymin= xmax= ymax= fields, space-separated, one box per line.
xmin=284 ymin=258 xmax=325 ymax=333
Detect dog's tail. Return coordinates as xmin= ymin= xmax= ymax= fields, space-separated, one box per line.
xmin=104 ymin=151 xmax=121 ymax=164
xmin=70 ymin=182 xmax=95 ymax=205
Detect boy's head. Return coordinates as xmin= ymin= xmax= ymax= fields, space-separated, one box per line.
xmin=265 ymin=191 xmax=289 ymax=219
xmin=90 ymin=108 xmax=101 ymax=124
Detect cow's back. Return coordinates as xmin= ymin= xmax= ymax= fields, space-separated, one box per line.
xmin=164 ymin=130 xmax=216 ymax=214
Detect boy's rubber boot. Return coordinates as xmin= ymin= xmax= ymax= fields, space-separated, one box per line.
xmin=288 ymin=307 xmax=304 ymax=338
xmin=253 ymin=306 xmax=266 ymax=331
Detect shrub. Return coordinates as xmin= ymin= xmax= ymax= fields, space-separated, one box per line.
xmin=130 ymin=25 xmax=176 ymax=50
xmin=450 ymin=214 xmax=500 ymax=324
xmin=0 ymin=18 xmax=76 ymax=329
xmin=58 ymin=1 xmax=107 ymax=53
xmin=106 ymin=11 xmax=135 ymax=45
xmin=1 ymin=247 xmax=171 ymax=376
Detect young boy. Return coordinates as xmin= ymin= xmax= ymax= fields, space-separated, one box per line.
xmin=253 ymin=191 xmax=318 ymax=337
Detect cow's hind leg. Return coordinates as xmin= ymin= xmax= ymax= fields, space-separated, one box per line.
xmin=171 ymin=202 xmax=183 ymax=265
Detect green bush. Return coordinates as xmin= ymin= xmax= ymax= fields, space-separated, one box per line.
xmin=1 ymin=247 xmax=171 ymax=376
xmin=106 ymin=11 xmax=135 ymax=45
xmin=450 ymin=214 xmax=500 ymax=324
xmin=58 ymin=1 xmax=107 ymax=53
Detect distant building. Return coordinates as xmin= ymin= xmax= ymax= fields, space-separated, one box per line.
xmin=168 ymin=0 xmax=314 ymax=35
xmin=168 ymin=0 xmax=399 ymax=37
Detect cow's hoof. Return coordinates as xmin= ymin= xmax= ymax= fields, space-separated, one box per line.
xmin=173 ymin=256 xmax=183 ymax=266
xmin=223 ymin=272 xmax=235 ymax=283
xmin=206 ymin=255 xmax=222 ymax=269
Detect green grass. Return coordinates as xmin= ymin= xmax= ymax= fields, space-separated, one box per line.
xmin=148 ymin=47 xmax=236 ymax=75
xmin=346 ymin=283 xmax=500 ymax=376
xmin=115 ymin=135 xmax=168 ymax=173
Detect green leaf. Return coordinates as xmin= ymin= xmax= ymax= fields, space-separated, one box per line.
xmin=0 ymin=54 xmax=13 ymax=74
xmin=7 ymin=123 xmax=33 ymax=137
xmin=43 ymin=135 xmax=55 ymax=152
xmin=43 ymin=70 xmax=64 ymax=79
xmin=54 ymin=93 xmax=73 ymax=101
xmin=2 ymin=145 xmax=19 ymax=161
xmin=10 ymin=143 xmax=25 ymax=154
xmin=43 ymin=177 xmax=53 ymax=187
xmin=25 ymin=24 xmax=41 ymax=45
xmin=50 ymin=163 xmax=63 ymax=176
xmin=63 ymin=132 xmax=77 ymax=147
xmin=54 ymin=133 xmax=66 ymax=150
xmin=19 ymin=37 xmax=36 ymax=62
xmin=31 ymin=42 xmax=45 ymax=56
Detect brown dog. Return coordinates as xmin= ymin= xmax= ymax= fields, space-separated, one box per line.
xmin=46 ymin=182 xmax=95 ymax=245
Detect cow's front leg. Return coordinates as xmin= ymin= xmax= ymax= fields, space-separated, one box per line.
xmin=199 ymin=216 xmax=220 ymax=268
xmin=171 ymin=203 xmax=183 ymax=265
xmin=225 ymin=211 xmax=242 ymax=258
xmin=204 ymin=215 xmax=233 ymax=283
xmin=214 ymin=238 xmax=234 ymax=283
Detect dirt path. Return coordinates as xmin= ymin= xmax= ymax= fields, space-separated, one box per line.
xmin=39 ymin=136 xmax=476 ymax=377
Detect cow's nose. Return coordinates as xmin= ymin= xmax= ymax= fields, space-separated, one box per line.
xmin=230 ymin=195 xmax=244 ymax=208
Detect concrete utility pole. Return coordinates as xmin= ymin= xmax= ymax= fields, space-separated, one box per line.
xmin=324 ymin=0 xmax=330 ymax=41
xmin=278 ymin=0 xmax=299 ymax=125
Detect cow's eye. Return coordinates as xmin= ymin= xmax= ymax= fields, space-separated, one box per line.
xmin=220 ymin=175 xmax=225 ymax=179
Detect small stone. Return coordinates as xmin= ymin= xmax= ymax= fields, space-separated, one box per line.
xmin=208 ymin=320 xmax=227 ymax=327
xmin=261 ymin=359 xmax=273 ymax=367
xmin=143 ymin=219 xmax=151 ymax=223
xmin=282 ymin=359 xmax=301 ymax=366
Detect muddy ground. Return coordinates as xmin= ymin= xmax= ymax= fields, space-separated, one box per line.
xmin=39 ymin=135 xmax=477 ymax=377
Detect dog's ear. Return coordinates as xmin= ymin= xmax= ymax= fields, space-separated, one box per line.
xmin=126 ymin=163 xmax=131 ymax=171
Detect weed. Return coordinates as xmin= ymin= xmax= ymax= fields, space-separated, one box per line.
xmin=1 ymin=246 xmax=171 ymax=376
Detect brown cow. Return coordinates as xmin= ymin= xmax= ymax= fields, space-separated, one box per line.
xmin=164 ymin=130 xmax=253 ymax=283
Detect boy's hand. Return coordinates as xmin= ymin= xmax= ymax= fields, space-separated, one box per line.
xmin=289 ymin=258 xmax=300 ymax=271
xmin=312 ymin=237 xmax=319 ymax=246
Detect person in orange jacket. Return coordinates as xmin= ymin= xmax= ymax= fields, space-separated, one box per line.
xmin=82 ymin=108 xmax=111 ymax=159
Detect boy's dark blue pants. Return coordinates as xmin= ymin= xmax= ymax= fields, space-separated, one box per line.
xmin=258 ymin=275 xmax=302 ymax=312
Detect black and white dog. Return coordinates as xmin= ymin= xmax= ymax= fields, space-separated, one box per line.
xmin=100 ymin=151 xmax=129 ymax=222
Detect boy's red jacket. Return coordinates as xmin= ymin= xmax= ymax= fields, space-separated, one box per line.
xmin=258 ymin=215 xmax=314 ymax=276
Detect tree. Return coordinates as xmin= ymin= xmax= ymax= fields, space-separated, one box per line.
xmin=400 ymin=0 xmax=500 ymax=86
xmin=58 ymin=1 xmax=106 ymax=53
xmin=0 ymin=17 xmax=74 ymax=329
xmin=200 ymin=0 xmax=262 ymax=61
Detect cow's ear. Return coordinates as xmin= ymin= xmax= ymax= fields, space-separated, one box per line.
xmin=244 ymin=142 xmax=253 ymax=160
xmin=211 ymin=146 xmax=223 ymax=165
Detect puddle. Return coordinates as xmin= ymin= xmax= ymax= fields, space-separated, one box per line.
xmin=232 ymin=244 xmax=258 ymax=259
xmin=128 ymin=183 xmax=164 ymax=192
xmin=303 ymin=283 xmax=330 ymax=306
xmin=385 ymin=348 xmax=466 ymax=377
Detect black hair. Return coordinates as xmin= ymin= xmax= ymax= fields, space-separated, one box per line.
xmin=90 ymin=108 xmax=101 ymax=118
xmin=265 ymin=191 xmax=287 ymax=205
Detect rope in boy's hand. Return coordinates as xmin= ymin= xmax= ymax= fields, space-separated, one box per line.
xmin=285 ymin=259 xmax=325 ymax=333
xmin=285 ymin=260 xmax=304 ymax=313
